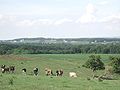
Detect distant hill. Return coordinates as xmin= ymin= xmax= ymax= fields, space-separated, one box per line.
xmin=1 ymin=37 xmax=120 ymax=44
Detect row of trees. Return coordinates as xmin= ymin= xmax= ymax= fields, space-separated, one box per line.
xmin=0 ymin=43 xmax=120 ymax=55
xmin=83 ymin=55 xmax=120 ymax=74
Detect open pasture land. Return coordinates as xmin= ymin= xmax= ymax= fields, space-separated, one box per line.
xmin=0 ymin=54 xmax=120 ymax=90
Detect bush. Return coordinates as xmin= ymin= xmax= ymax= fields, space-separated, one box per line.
xmin=109 ymin=56 xmax=120 ymax=73
xmin=83 ymin=55 xmax=105 ymax=72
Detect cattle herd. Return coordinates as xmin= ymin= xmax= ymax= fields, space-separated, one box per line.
xmin=0 ymin=65 xmax=77 ymax=77
xmin=1 ymin=65 xmax=15 ymax=73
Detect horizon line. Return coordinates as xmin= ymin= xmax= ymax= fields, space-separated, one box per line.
xmin=1 ymin=36 xmax=120 ymax=41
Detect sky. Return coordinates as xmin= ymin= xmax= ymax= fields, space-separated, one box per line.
xmin=0 ymin=0 xmax=120 ymax=40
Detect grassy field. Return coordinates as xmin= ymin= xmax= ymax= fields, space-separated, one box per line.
xmin=0 ymin=54 xmax=120 ymax=90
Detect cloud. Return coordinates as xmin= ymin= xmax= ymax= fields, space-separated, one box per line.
xmin=76 ymin=3 xmax=96 ymax=24
xmin=86 ymin=3 xmax=96 ymax=14
xmin=37 ymin=19 xmax=53 ymax=25
xmin=54 ymin=18 xmax=73 ymax=25
xmin=0 ymin=14 xmax=53 ymax=27
xmin=76 ymin=3 xmax=120 ymax=24
xmin=99 ymin=14 xmax=120 ymax=23
xmin=16 ymin=19 xmax=53 ymax=27
xmin=0 ymin=14 xmax=3 ymax=20
xmin=16 ymin=20 xmax=34 ymax=26
xmin=76 ymin=14 xmax=96 ymax=23
xmin=0 ymin=14 xmax=74 ymax=27
xmin=0 ymin=14 xmax=16 ymax=25
xmin=99 ymin=1 xmax=109 ymax=5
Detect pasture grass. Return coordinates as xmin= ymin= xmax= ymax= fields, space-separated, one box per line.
xmin=0 ymin=54 xmax=120 ymax=90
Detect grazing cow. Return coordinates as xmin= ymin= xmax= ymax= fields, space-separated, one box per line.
xmin=56 ymin=70 xmax=59 ymax=76
xmin=1 ymin=65 xmax=5 ymax=73
xmin=1 ymin=65 xmax=10 ymax=73
xmin=45 ymin=68 xmax=53 ymax=76
xmin=33 ymin=67 xmax=39 ymax=76
xmin=69 ymin=72 xmax=77 ymax=77
xmin=56 ymin=69 xmax=63 ymax=76
xmin=1 ymin=65 xmax=6 ymax=69
xmin=2 ymin=67 xmax=10 ymax=73
xmin=59 ymin=69 xmax=63 ymax=76
xmin=22 ymin=68 xmax=27 ymax=75
xmin=9 ymin=66 xmax=15 ymax=73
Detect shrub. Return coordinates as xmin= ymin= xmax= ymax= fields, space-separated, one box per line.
xmin=109 ymin=56 xmax=120 ymax=73
xmin=83 ymin=55 xmax=105 ymax=72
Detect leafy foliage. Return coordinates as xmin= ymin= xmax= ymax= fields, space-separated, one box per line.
xmin=109 ymin=56 xmax=120 ymax=73
xmin=83 ymin=55 xmax=105 ymax=71
xmin=0 ymin=43 xmax=120 ymax=54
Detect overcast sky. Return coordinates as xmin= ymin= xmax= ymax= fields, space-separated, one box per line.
xmin=0 ymin=0 xmax=120 ymax=40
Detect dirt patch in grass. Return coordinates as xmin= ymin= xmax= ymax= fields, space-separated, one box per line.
xmin=0 ymin=55 xmax=31 ymax=61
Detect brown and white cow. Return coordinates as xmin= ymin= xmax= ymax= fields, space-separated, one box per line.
xmin=45 ymin=68 xmax=53 ymax=76
xmin=56 ymin=69 xmax=63 ymax=76
xmin=59 ymin=69 xmax=63 ymax=76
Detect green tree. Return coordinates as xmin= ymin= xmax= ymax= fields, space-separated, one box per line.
xmin=83 ymin=55 xmax=105 ymax=72
xmin=109 ymin=56 xmax=120 ymax=73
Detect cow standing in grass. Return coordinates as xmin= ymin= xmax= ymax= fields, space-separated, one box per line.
xmin=56 ymin=69 xmax=63 ymax=76
xmin=9 ymin=66 xmax=15 ymax=73
xmin=33 ymin=67 xmax=39 ymax=76
xmin=45 ymin=68 xmax=53 ymax=76
xmin=1 ymin=65 xmax=6 ymax=73
xmin=22 ymin=68 xmax=27 ymax=75
xmin=59 ymin=69 xmax=63 ymax=76
xmin=1 ymin=65 xmax=10 ymax=73
xmin=69 ymin=72 xmax=77 ymax=77
xmin=56 ymin=70 xmax=59 ymax=76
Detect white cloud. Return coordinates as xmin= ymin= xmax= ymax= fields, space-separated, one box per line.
xmin=0 ymin=14 xmax=3 ymax=20
xmin=99 ymin=1 xmax=109 ymax=5
xmin=76 ymin=14 xmax=96 ymax=23
xmin=16 ymin=19 xmax=53 ymax=27
xmin=99 ymin=14 xmax=120 ymax=23
xmin=0 ymin=14 xmax=74 ymax=27
xmin=54 ymin=18 xmax=73 ymax=25
xmin=0 ymin=14 xmax=16 ymax=24
xmin=37 ymin=19 xmax=53 ymax=25
xmin=86 ymin=3 xmax=96 ymax=14
xmin=76 ymin=3 xmax=96 ymax=24
xmin=76 ymin=3 xmax=120 ymax=24
xmin=16 ymin=20 xmax=34 ymax=26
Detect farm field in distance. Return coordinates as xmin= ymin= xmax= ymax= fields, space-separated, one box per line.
xmin=0 ymin=54 xmax=120 ymax=90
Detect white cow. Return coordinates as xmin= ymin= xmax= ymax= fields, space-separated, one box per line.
xmin=69 ymin=72 xmax=77 ymax=77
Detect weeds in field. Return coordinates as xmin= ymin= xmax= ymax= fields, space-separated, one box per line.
xmin=8 ymin=78 xmax=14 ymax=85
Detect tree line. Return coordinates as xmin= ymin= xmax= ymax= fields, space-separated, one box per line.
xmin=0 ymin=43 xmax=120 ymax=55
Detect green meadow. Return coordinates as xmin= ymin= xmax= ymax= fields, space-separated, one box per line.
xmin=0 ymin=54 xmax=120 ymax=90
